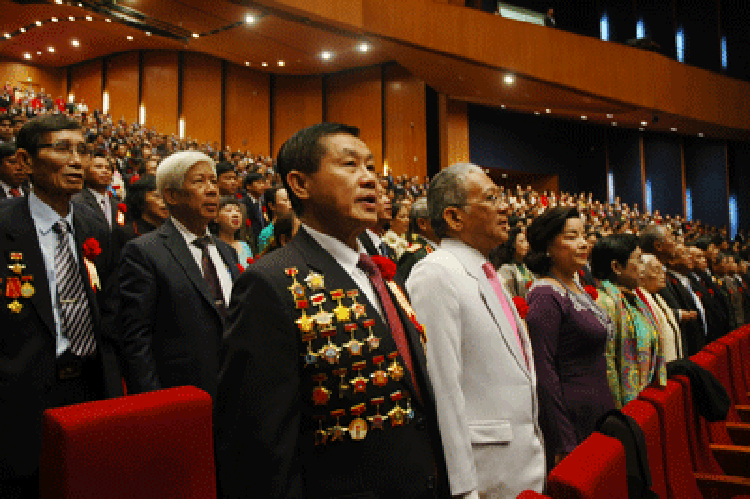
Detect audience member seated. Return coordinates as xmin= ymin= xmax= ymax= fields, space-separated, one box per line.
xmin=211 ymin=195 xmax=253 ymax=270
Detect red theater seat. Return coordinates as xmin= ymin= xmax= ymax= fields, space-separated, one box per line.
xmin=620 ymin=400 xmax=668 ymax=499
xmin=547 ymin=433 xmax=628 ymax=499
xmin=39 ymin=386 xmax=216 ymax=499
xmin=717 ymin=334 xmax=750 ymax=406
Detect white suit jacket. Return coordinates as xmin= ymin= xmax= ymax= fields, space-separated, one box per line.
xmin=406 ymin=239 xmax=545 ymax=498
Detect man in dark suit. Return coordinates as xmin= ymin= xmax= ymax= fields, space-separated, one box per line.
xmin=117 ymin=151 xmax=240 ymax=401
xmin=242 ymin=171 xmax=267 ymax=253
xmin=1 ymin=114 xmax=123 ymax=498
xmin=396 ymin=197 xmax=438 ymax=283
xmin=0 ymin=142 xmax=27 ymax=199
xmin=216 ymin=123 xmax=449 ymax=498
xmin=72 ymin=151 xmax=121 ymax=232
xmin=358 ymin=182 xmax=396 ymax=259
xmin=687 ymin=244 xmax=732 ymax=340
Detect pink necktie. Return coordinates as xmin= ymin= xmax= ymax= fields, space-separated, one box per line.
xmin=482 ymin=262 xmax=530 ymax=370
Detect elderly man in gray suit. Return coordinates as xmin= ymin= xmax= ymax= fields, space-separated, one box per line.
xmin=406 ymin=163 xmax=545 ymax=498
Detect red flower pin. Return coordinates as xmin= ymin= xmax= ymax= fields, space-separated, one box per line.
xmin=245 ymin=218 xmax=251 ymax=227
xmin=235 ymin=192 xmax=243 ymax=199
xmin=371 ymin=255 xmax=397 ymax=281
xmin=237 ymin=263 xmax=245 ymax=272
xmin=578 ymin=269 xmax=584 ymax=277
xmin=129 ymin=174 xmax=140 ymax=185
xmin=118 ymin=203 xmax=127 ymax=213
xmin=709 ymin=288 xmax=715 ymax=296
xmin=584 ymin=285 xmax=598 ymax=301
xmin=83 ymin=238 xmax=101 ymax=259
xmin=525 ymin=281 xmax=533 ymax=289
xmin=696 ymin=291 xmax=702 ymax=299
xmin=512 ymin=296 xmax=529 ymax=319
xmin=246 ymin=257 xmax=255 ymax=265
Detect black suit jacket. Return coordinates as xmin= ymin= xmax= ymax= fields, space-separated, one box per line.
xmin=0 ymin=197 xmax=123 ymax=481
xmin=117 ymin=218 xmax=240 ymax=400
xmin=243 ymin=196 xmax=265 ymax=239
xmin=358 ymin=230 xmax=397 ymax=260
xmin=688 ymin=272 xmax=731 ymax=341
xmin=72 ymin=188 xmax=126 ymax=257
xmin=659 ymin=272 xmax=706 ymax=356
xmin=215 ymin=227 xmax=450 ymax=498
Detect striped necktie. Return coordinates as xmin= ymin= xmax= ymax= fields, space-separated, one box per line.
xmin=53 ymin=220 xmax=96 ymax=356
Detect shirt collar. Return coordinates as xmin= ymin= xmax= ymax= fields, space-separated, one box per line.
xmin=366 ymin=228 xmax=382 ymax=248
xmin=87 ymin=187 xmax=106 ymax=205
xmin=171 ymin=216 xmax=211 ymax=246
xmin=302 ymin=223 xmax=365 ymax=270
xmin=28 ymin=191 xmax=74 ymax=236
xmin=439 ymin=238 xmax=489 ymax=275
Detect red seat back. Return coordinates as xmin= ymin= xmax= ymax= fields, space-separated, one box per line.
xmin=717 ymin=335 xmax=750 ymax=405
xmin=638 ymin=382 xmax=703 ymax=499
xmin=692 ymin=350 xmax=739 ymax=445
xmin=40 ymin=386 xmax=217 ymax=499
xmin=547 ymin=433 xmax=628 ymax=499
xmin=621 ymin=400 xmax=669 ymax=499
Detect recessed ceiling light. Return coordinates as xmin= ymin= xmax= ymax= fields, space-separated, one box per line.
xmin=55 ymin=0 xmax=62 ymax=3
xmin=47 ymin=46 xmax=55 ymax=53
xmin=145 ymin=32 xmax=151 ymax=36
xmin=245 ymin=14 xmax=256 ymax=24
xmin=320 ymin=50 xmax=333 ymax=61
xmin=357 ymin=41 xmax=370 ymax=53
xmin=105 ymin=18 xmax=111 ymax=22
xmin=670 ymin=127 xmax=677 ymax=132
xmin=698 ymin=132 xmax=704 ymax=137
xmin=23 ymin=52 xmax=31 ymax=60
xmin=51 ymin=17 xmax=58 ymax=22
xmin=68 ymin=16 xmax=75 ymax=21
xmin=3 ymin=33 xmax=10 ymax=39
xmin=244 ymin=61 xmax=250 ymax=66
xmin=261 ymin=61 xmax=268 ymax=67
xmin=78 ymin=2 xmax=82 ymax=6
xmin=71 ymin=39 xmax=80 ymax=47
xmin=607 ymin=114 xmax=614 ymax=119
xmin=581 ymin=115 xmax=588 ymax=120
xmin=35 ymin=21 xmax=42 ymax=26
xmin=545 ymin=109 xmax=551 ymax=113
xmin=192 ymin=33 xmax=199 ymax=38
xmin=534 ymin=111 xmax=540 ymax=115
xmin=37 ymin=51 xmax=42 ymax=55
xmin=503 ymin=74 xmax=515 ymax=85
xmin=19 ymin=28 xmax=25 ymax=33
xmin=126 ymin=35 xmax=133 ymax=40
xmin=611 ymin=122 xmax=618 ymax=126
xmin=277 ymin=60 xmax=285 ymax=67
xmin=501 ymin=104 xmax=506 ymax=109
xmin=85 ymin=15 xmax=93 ymax=21
xmin=641 ymin=121 xmax=648 ymax=126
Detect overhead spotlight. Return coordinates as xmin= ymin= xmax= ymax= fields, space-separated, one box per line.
xmin=320 ymin=50 xmax=333 ymax=61
xmin=244 ymin=61 xmax=250 ymax=66
xmin=503 ymin=74 xmax=515 ymax=85
xmin=55 ymin=0 xmax=62 ymax=3
xmin=606 ymin=114 xmax=614 ymax=119
xmin=534 ymin=111 xmax=540 ymax=115
xmin=3 ymin=33 xmax=10 ymax=39
xmin=105 ymin=18 xmax=111 ymax=22
xmin=581 ymin=115 xmax=588 ymax=120
xmin=611 ymin=122 xmax=618 ymax=126
xmin=261 ymin=61 xmax=268 ymax=67
xmin=48 ymin=46 xmax=55 ymax=53
xmin=71 ymin=39 xmax=80 ymax=47
xmin=277 ymin=60 xmax=285 ymax=67
xmin=698 ymin=132 xmax=704 ymax=137
xmin=85 ymin=15 xmax=93 ymax=21
xmin=37 ymin=51 xmax=42 ymax=55
xmin=51 ymin=17 xmax=58 ymax=22
xmin=670 ymin=127 xmax=677 ymax=132
xmin=35 ymin=21 xmax=42 ymax=26
xmin=192 ymin=33 xmax=199 ymax=38
xmin=545 ymin=109 xmax=551 ymax=113
xmin=126 ymin=35 xmax=133 ymax=40
xmin=78 ymin=2 xmax=82 ymax=6
xmin=245 ymin=14 xmax=256 ymax=24
xmin=68 ymin=16 xmax=75 ymax=21
xmin=19 ymin=28 xmax=25 ymax=33
xmin=357 ymin=41 xmax=370 ymax=53
xmin=641 ymin=120 xmax=648 ymax=126
xmin=23 ymin=52 xmax=31 ymax=60
xmin=500 ymin=104 xmax=506 ymax=109
xmin=145 ymin=31 xmax=151 ymax=36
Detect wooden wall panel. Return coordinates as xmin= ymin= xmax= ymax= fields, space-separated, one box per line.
xmin=69 ymin=58 xmax=102 ymax=112
xmin=0 ymin=60 xmax=66 ymax=98
xmin=440 ymin=96 xmax=469 ymax=169
xmin=325 ymin=66 xmax=383 ymax=169
xmin=225 ymin=63 xmax=270 ymax=155
xmin=272 ymin=75 xmax=323 ymax=156
xmin=106 ymin=52 xmax=139 ymax=125
xmin=182 ymin=52 xmax=222 ymax=146
xmin=142 ymin=51 xmax=178 ymax=136
xmin=384 ymin=65 xmax=426 ymax=179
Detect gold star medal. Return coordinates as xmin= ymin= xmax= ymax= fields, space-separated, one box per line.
xmin=328 ymin=409 xmax=347 ymax=442
xmin=330 ymin=289 xmax=351 ymax=322
xmin=350 ymin=360 xmax=369 ymax=394
xmin=318 ymin=327 xmax=341 ymax=364
xmin=387 ymin=351 xmax=405 ymax=381
xmin=7 ymin=252 xmax=25 ymax=275
xmin=363 ymin=318 xmax=381 ymax=351
xmin=349 ymin=403 xmax=368 ymax=441
xmin=370 ymin=355 xmax=388 ymax=387
xmin=285 ymin=268 xmax=306 ymax=300
xmin=343 ymin=322 xmax=364 ymax=357
xmin=368 ymin=397 xmax=388 ymax=430
xmin=305 ymin=271 xmax=325 ymax=291
xmin=295 ymin=309 xmax=315 ymax=334
xmin=388 ymin=391 xmax=407 ymax=427
xmin=310 ymin=293 xmax=334 ymax=329
xmin=347 ymin=289 xmax=367 ymax=319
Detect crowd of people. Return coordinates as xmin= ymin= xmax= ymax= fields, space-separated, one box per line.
xmin=1 ymin=85 xmax=749 ymax=499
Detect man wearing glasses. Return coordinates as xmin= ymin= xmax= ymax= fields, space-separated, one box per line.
xmin=0 ymin=114 xmax=122 ymax=498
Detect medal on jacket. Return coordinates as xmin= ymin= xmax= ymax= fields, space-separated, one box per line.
xmin=363 ymin=318 xmax=380 ymax=351
xmin=6 ymin=276 xmax=22 ymax=313
xmin=387 ymin=351 xmax=405 ymax=381
xmin=305 ymin=271 xmax=325 ymax=291
xmin=314 ymin=415 xmax=328 ymax=446
xmin=312 ymin=374 xmax=330 ymax=406
xmin=7 ymin=252 xmax=25 ymax=275
xmin=370 ymin=355 xmax=388 ymax=387
xmin=350 ymin=360 xmax=369 ymax=394
xmin=20 ymin=276 xmax=34 ymax=298
xmin=405 ymin=396 xmax=415 ymax=424
xmin=318 ymin=327 xmax=341 ymax=364
xmin=388 ymin=391 xmax=407 ymax=427
xmin=368 ymin=397 xmax=388 ymax=430
xmin=329 ymin=409 xmax=347 ymax=442
xmin=333 ymin=368 xmax=348 ymax=398
xmin=347 ymin=289 xmax=367 ymax=319
xmin=330 ymin=289 xmax=351 ymax=322
xmin=311 ymin=293 xmax=334 ymax=329
xmin=301 ymin=332 xmax=318 ymax=367
xmin=296 ymin=307 xmax=315 ymax=335
xmin=286 ymin=268 xmax=306 ymax=300
xmin=349 ymin=403 xmax=368 ymax=441
xmin=343 ymin=322 xmax=363 ymax=357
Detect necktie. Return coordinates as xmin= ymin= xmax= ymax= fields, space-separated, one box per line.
xmin=357 ymin=253 xmax=421 ymax=401
xmin=481 ymin=262 xmax=530 ymax=370
xmin=53 ymin=220 xmax=96 ymax=356
xmin=9 ymin=188 xmax=20 ymax=198
xmin=193 ymin=236 xmax=226 ymax=318
xmin=379 ymin=241 xmax=390 ymax=258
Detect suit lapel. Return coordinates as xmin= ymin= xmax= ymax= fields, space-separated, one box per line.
xmin=4 ymin=199 xmax=55 ymax=336
xmin=72 ymin=212 xmax=102 ymax=327
xmin=216 ymin=240 xmax=240 ymax=281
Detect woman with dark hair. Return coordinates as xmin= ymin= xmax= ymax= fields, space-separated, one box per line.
xmin=120 ymin=174 xmax=168 ymax=242
xmin=523 ymin=206 xmax=616 ymax=471
xmin=257 ymin=185 xmax=292 ymax=253
xmin=211 ymin=196 xmax=253 ymax=268
xmin=257 ymin=212 xmax=300 ymax=257
xmin=590 ymin=234 xmax=666 ymax=408
xmin=492 ymin=226 xmax=534 ymax=298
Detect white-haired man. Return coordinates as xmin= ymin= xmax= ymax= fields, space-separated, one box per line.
xmin=117 ymin=151 xmax=240 ymax=399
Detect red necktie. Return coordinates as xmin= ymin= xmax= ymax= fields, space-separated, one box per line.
xmin=9 ymin=188 xmax=20 ymax=198
xmin=358 ymin=253 xmax=421 ymax=402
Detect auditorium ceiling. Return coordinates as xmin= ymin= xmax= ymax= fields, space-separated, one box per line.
xmin=0 ymin=0 xmax=748 ymax=140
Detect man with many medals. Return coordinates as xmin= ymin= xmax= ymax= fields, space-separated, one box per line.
xmin=215 ymin=123 xmax=449 ymax=498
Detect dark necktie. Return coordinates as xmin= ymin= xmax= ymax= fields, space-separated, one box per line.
xmin=53 ymin=220 xmax=96 ymax=356
xmin=379 ymin=241 xmax=390 ymax=258
xmin=9 ymin=188 xmax=20 ymax=198
xmin=193 ymin=236 xmax=226 ymax=318
xmin=357 ymin=253 xmax=421 ymax=402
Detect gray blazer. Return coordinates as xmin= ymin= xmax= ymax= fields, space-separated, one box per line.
xmin=406 ymin=238 xmax=545 ymax=498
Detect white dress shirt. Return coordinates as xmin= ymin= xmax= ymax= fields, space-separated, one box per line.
xmin=673 ymin=271 xmax=708 ymax=336
xmin=171 ymin=217 xmax=232 ymax=308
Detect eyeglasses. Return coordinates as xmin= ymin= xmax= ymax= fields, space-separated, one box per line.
xmin=37 ymin=140 xmax=91 ymax=159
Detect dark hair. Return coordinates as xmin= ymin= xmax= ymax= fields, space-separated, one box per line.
xmin=16 ymin=114 xmax=81 ymax=157
xmin=261 ymin=213 xmax=296 ymax=255
xmin=526 ymin=206 xmax=580 ymax=275
xmin=489 ymin=226 xmax=525 ymax=269
xmin=638 ymin=224 xmax=665 ymax=254
xmin=126 ymin=174 xmax=157 ymax=220
xmin=276 ymin=123 xmax=360 ymax=215
xmin=209 ymin=195 xmax=245 ymax=237
xmin=590 ymin=234 xmax=639 ymax=282
xmin=215 ymin=161 xmax=235 ymax=178
xmin=263 ymin=184 xmax=284 ymax=220
xmin=243 ymin=171 xmax=264 ymax=189
xmin=0 ymin=141 xmax=16 ymax=161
